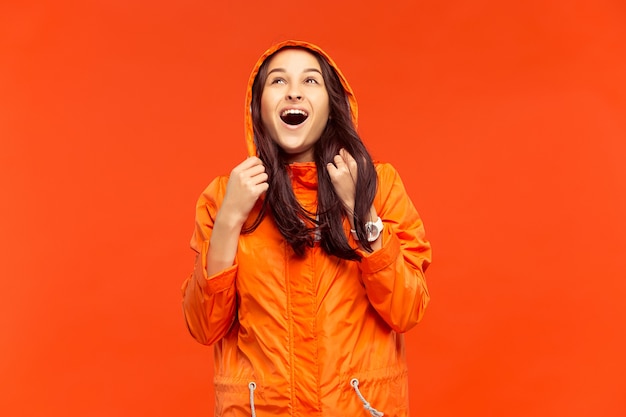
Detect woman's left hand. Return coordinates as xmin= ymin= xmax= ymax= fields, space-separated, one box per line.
xmin=326 ymin=148 xmax=357 ymax=214
xmin=326 ymin=148 xmax=382 ymax=250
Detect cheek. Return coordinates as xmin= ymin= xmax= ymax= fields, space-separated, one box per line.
xmin=318 ymin=95 xmax=330 ymax=120
xmin=322 ymin=96 xmax=330 ymax=117
xmin=314 ymin=99 xmax=331 ymax=134
xmin=260 ymin=94 xmax=273 ymax=127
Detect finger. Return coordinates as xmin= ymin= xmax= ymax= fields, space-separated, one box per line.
xmin=238 ymin=156 xmax=264 ymax=170
xmin=339 ymin=149 xmax=357 ymax=170
xmin=245 ymin=162 xmax=266 ymax=177
xmin=339 ymin=148 xmax=353 ymax=161
xmin=250 ymin=177 xmax=269 ymax=196
xmin=257 ymin=182 xmax=269 ymax=193
xmin=333 ymin=153 xmax=347 ymax=170
xmin=326 ymin=162 xmax=340 ymax=180
xmin=248 ymin=156 xmax=265 ymax=167
xmin=251 ymin=172 xmax=269 ymax=185
xmin=332 ymin=153 xmax=354 ymax=185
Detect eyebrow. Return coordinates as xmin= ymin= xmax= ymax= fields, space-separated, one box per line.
xmin=267 ymin=68 xmax=323 ymax=76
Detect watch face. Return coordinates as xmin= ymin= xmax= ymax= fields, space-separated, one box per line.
xmin=366 ymin=222 xmax=380 ymax=242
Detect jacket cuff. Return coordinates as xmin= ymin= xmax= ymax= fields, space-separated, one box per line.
xmin=196 ymin=239 xmax=238 ymax=293
xmin=357 ymin=226 xmax=401 ymax=274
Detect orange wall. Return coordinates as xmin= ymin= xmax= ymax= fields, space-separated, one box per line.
xmin=1 ymin=0 xmax=625 ymax=416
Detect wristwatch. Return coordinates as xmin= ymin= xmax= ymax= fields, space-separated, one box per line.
xmin=365 ymin=217 xmax=383 ymax=242
xmin=351 ymin=217 xmax=384 ymax=242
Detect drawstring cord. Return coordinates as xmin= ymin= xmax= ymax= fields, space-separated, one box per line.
xmin=249 ymin=378 xmax=384 ymax=416
xmin=350 ymin=378 xmax=384 ymax=417
xmin=248 ymin=381 xmax=257 ymax=417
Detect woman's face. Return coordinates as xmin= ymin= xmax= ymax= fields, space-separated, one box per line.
xmin=261 ymin=48 xmax=330 ymax=163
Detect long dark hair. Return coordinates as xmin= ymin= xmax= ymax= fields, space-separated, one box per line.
xmin=245 ymin=46 xmax=378 ymax=260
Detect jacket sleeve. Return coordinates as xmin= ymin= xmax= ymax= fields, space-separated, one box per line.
xmin=357 ymin=163 xmax=432 ymax=333
xmin=181 ymin=176 xmax=238 ymax=345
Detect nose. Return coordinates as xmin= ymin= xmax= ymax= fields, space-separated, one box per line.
xmin=287 ymin=94 xmax=303 ymax=101
xmin=287 ymin=86 xmax=303 ymax=101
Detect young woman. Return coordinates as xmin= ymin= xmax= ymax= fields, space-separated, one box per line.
xmin=182 ymin=40 xmax=432 ymax=417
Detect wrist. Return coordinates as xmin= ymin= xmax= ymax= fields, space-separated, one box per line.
xmin=351 ymin=216 xmax=383 ymax=242
xmin=215 ymin=209 xmax=247 ymax=231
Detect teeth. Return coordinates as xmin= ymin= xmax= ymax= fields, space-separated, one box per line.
xmin=281 ymin=109 xmax=308 ymax=117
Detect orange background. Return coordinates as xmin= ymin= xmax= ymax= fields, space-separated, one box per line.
xmin=1 ymin=0 xmax=625 ymax=416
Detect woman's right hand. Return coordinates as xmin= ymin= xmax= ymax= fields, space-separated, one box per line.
xmin=218 ymin=156 xmax=269 ymax=228
xmin=206 ymin=157 xmax=268 ymax=276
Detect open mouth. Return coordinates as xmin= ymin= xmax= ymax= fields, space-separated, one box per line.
xmin=280 ymin=109 xmax=308 ymax=126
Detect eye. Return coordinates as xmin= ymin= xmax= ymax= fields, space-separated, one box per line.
xmin=304 ymin=77 xmax=320 ymax=84
xmin=270 ymin=77 xmax=286 ymax=85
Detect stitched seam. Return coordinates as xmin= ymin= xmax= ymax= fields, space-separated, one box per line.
xmin=285 ymin=242 xmax=295 ymax=417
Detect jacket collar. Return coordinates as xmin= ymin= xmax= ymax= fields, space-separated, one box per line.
xmin=288 ymin=162 xmax=318 ymax=189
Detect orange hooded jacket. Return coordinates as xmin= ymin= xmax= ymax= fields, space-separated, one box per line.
xmin=181 ymin=40 xmax=431 ymax=417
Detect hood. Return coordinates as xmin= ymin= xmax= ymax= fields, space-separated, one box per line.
xmin=244 ymin=40 xmax=359 ymax=157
